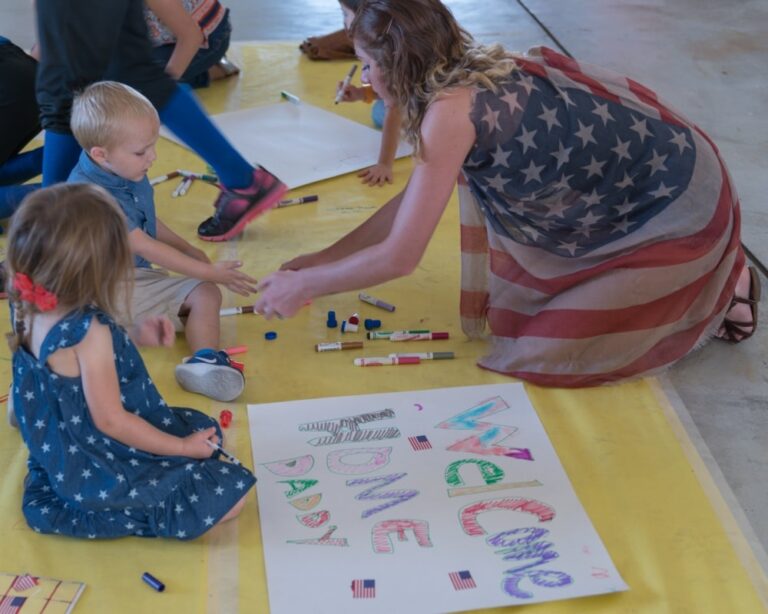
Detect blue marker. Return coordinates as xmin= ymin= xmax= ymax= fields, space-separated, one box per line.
xmin=142 ymin=572 xmax=165 ymax=592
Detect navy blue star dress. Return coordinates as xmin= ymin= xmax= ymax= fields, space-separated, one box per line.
xmin=12 ymin=307 xmax=256 ymax=540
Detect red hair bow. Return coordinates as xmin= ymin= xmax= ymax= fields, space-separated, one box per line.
xmin=13 ymin=272 xmax=58 ymax=312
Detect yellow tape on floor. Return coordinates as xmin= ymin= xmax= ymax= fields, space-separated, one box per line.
xmin=0 ymin=42 xmax=765 ymax=613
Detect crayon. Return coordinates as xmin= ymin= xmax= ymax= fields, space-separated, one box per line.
xmin=150 ymin=170 xmax=180 ymax=186
xmin=389 ymin=332 xmax=449 ymax=342
xmin=278 ymin=195 xmax=319 ymax=207
xmin=142 ymin=572 xmax=165 ymax=592
xmin=280 ymin=90 xmax=301 ymax=104
xmin=224 ymin=344 xmax=248 ymax=356
xmin=367 ymin=329 xmax=430 ymax=340
xmin=220 ymin=305 xmax=255 ymax=316
xmin=354 ymin=356 xmax=421 ymax=366
xmin=334 ymin=64 xmax=358 ymax=104
xmin=388 ymin=351 xmax=455 ymax=360
xmin=315 ymin=341 xmax=364 ymax=352
xmin=358 ymin=292 xmax=396 ymax=312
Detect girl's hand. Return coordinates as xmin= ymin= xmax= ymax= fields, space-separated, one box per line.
xmin=336 ymin=82 xmax=365 ymax=103
xmin=254 ymin=270 xmax=310 ymax=319
xmin=358 ymin=163 xmax=394 ymax=186
xmin=131 ymin=315 xmax=175 ymax=347
xmin=180 ymin=427 xmax=219 ymax=459
xmin=212 ymin=261 xmax=259 ymax=296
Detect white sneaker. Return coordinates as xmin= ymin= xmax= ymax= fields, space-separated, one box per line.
xmin=174 ymin=349 xmax=245 ymax=402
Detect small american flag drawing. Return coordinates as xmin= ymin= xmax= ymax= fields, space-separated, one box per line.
xmin=351 ymin=579 xmax=376 ymax=599
xmin=449 ymin=570 xmax=477 ymax=591
xmin=12 ymin=574 xmax=38 ymax=591
xmin=408 ymin=435 xmax=432 ymax=451
xmin=0 ymin=595 xmax=26 ymax=614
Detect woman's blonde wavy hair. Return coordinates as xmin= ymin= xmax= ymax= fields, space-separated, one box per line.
xmin=5 ymin=183 xmax=134 ymax=351
xmin=350 ymin=0 xmax=518 ymax=157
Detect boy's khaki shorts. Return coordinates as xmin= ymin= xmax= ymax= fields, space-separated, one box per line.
xmin=116 ymin=267 xmax=205 ymax=332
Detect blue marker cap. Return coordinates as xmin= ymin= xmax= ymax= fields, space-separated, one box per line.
xmin=142 ymin=572 xmax=165 ymax=592
xmin=265 ymin=331 xmax=277 ymax=340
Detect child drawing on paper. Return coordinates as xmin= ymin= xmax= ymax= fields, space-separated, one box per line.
xmin=6 ymin=183 xmax=256 ymax=539
xmin=334 ymin=0 xmax=403 ymax=186
xmin=69 ymin=81 xmax=255 ymax=401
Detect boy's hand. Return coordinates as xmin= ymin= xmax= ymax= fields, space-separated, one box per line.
xmin=212 ymin=261 xmax=259 ymax=296
xmin=180 ymin=427 xmax=219 ymax=459
xmin=358 ymin=163 xmax=394 ymax=186
xmin=336 ymin=82 xmax=365 ymax=103
xmin=131 ymin=315 xmax=175 ymax=347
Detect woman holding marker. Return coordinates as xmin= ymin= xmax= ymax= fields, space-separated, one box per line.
xmin=254 ymin=0 xmax=757 ymax=387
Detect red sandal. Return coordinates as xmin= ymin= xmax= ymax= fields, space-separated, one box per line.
xmin=719 ymin=265 xmax=761 ymax=343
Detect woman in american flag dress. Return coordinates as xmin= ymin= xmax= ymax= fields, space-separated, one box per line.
xmin=253 ymin=0 xmax=759 ymax=387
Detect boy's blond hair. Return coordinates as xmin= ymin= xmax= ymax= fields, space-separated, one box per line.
xmin=71 ymin=81 xmax=159 ymax=151
xmin=5 ymin=184 xmax=134 ymax=351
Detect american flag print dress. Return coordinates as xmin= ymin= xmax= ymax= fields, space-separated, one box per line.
xmin=12 ymin=307 xmax=256 ymax=540
xmin=458 ymin=46 xmax=743 ymax=387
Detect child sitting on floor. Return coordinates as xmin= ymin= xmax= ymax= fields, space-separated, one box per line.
xmin=68 ymin=81 xmax=253 ymax=402
xmin=6 ymin=184 xmax=255 ymax=539
xmin=334 ymin=0 xmax=403 ymax=187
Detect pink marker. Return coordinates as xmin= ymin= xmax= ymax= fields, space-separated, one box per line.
xmin=224 ymin=345 xmax=248 ymax=356
xmin=389 ymin=332 xmax=449 ymax=342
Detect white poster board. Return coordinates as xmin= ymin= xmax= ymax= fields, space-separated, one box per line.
xmin=160 ymin=102 xmax=412 ymax=189
xmin=247 ymin=383 xmax=627 ymax=613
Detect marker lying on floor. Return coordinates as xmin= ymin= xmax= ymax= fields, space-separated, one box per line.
xmin=316 ymin=341 xmax=364 ymax=352
xmin=388 ymin=351 xmax=455 ymax=360
xmin=354 ymin=356 xmax=421 ymax=366
xmin=220 ymin=305 xmax=255 ymax=316
xmin=358 ymin=292 xmax=396 ymax=312
xmin=149 ymin=170 xmax=180 ymax=186
xmin=280 ymin=90 xmax=301 ymax=104
xmin=390 ymin=332 xmax=449 ymax=342
xmin=367 ymin=329 xmax=430 ymax=340
xmin=278 ymin=195 xmax=319 ymax=207
xmin=206 ymin=439 xmax=243 ymax=466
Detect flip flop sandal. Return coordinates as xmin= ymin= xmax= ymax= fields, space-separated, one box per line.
xmin=720 ymin=265 xmax=761 ymax=343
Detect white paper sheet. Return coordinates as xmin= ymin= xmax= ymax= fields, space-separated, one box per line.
xmin=160 ymin=102 xmax=412 ymax=189
xmin=248 ymin=383 xmax=627 ymax=613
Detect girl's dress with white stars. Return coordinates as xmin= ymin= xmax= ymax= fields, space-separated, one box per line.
xmin=12 ymin=307 xmax=256 ymax=540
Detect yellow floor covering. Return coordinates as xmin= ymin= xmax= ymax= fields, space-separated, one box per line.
xmin=1 ymin=42 xmax=766 ymax=613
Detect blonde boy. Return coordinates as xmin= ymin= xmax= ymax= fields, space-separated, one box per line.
xmin=69 ymin=81 xmax=252 ymax=402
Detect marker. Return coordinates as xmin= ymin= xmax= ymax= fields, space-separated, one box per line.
xmin=389 ymin=351 xmax=455 ymax=360
xmin=150 ymin=170 xmax=180 ymax=186
xmin=180 ymin=171 xmax=218 ymax=184
xmin=315 ymin=341 xmax=363 ymax=352
xmin=142 ymin=572 xmax=165 ymax=592
xmin=280 ymin=90 xmax=301 ymax=105
xmin=367 ymin=329 xmax=430 ymax=340
xmin=358 ymin=292 xmax=396 ymax=312
xmin=224 ymin=344 xmax=248 ymax=356
xmin=205 ymin=439 xmax=243 ymax=466
xmin=354 ymin=356 xmax=421 ymax=366
xmin=390 ymin=332 xmax=449 ymax=342
xmin=278 ymin=195 xmax=319 ymax=208
xmin=220 ymin=305 xmax=255 ymax=316
xmin=334 ymin=64 xmax=358 ymax=104
xmin=171 ymin=176 xmax=189 ymax=197
xmin=178 ymin=176 xmax=193 ymax=196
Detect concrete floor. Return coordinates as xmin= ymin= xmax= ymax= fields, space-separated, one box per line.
xmin=2 ymin=0 xmax=766 ymax=574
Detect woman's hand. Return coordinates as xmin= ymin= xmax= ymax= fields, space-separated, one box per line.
xmin=279 ymin=251 xmax=328 ymax=272
xmin=254 ymin=270 xmax=311 ymax=319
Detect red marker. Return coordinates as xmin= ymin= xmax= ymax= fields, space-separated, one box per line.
xmin=219 ymin=410 xmax=233 ymax=428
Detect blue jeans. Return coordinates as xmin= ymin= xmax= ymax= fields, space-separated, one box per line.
xmin=151 ymin=10 xmax=232 ymax=89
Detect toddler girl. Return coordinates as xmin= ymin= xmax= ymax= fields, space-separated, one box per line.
xmin=6 ymin=183 xmax=255 ymax=539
